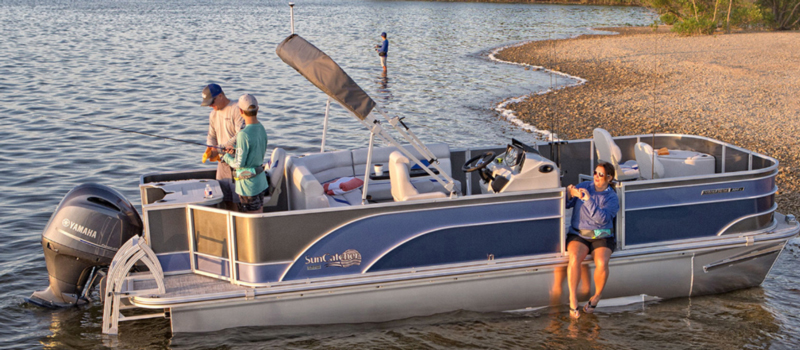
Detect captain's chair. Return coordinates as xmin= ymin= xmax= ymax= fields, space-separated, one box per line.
xmin=389 ymin=151 xmax=446 ymax=202
xmin=263 ymin=148 xmax=286 ymax=208
xmin=593 ymin=128 xmax=638 ymax=181
xmin=634 ymin=142 xmax=665 ymax=180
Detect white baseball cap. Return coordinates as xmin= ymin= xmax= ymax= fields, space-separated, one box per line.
xmin=238 ymin=94 xmax=258 ymax=113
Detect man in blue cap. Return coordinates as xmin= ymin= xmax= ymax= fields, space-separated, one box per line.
xmin=200 ymin=83 xmax=245 ymax=209
xmin=375 ymin=32 xmax=389 ymax=71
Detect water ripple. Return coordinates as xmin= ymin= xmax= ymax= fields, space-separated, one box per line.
xmin=6 ymin=1 xmax=796 ymax=349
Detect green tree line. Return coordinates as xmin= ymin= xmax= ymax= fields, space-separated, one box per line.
xmin=647 ymin=0 xmax=800 ymax=33
xmin=422 ymin=1 xmax=799 ymax=32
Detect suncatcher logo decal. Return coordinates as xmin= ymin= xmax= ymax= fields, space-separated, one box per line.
xmin=305 ymin=249 xmax=362 ymax=270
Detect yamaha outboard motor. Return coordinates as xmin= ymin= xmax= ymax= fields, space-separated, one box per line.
xmin=28 ymin=183 xmax=142 ymax=307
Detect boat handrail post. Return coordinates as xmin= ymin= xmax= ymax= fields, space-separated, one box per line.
xmin=721 ymin=144 xmax=726 ymax=173
xmin=289 ymin=3 xmax=295 ymax=35
xmin=186 ymin=205 xmax=197 ymax=273
xmin=560 ymin=187 xmax=566 ymax=256
xmin=227 ymin=210 xmax=239 ymax=284
xmin=617 ymin=182 xmax=626 ymax=249
xmin=362 ymin=125 xmax=378 ymax=205
xmin=464 ymin=149 xmax=473 ymax=196
xmin=589 ymin=140 xmax=595 ymax=176
xmin=186 ymin=206 xmax=197 ymax=272
xmin=321 ymin=98 xmax=330 ymax=153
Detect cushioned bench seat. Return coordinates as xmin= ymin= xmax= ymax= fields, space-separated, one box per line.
xmin=352 ymin=144 xmax=460 ymax=202
xmin=286 ymin=144 xmax=460 ymax=210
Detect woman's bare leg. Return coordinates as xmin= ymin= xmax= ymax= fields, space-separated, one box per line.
xmin=567 ymin=240 xmax=590 ymax=312
xmin=589 ymin=246 xmax=612 ymax=306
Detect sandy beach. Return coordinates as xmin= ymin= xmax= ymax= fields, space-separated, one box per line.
xmin=495 ymin=28 xmax=800 ymax=215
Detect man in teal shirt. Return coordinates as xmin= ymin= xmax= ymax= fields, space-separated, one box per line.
xmin=221 ymin=94 xmax=269 ymax=213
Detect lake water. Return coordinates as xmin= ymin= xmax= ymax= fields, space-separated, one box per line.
xmin=1 ymin=0 xmax=798 ymax=349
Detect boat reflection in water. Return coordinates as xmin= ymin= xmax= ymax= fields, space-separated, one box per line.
xmin=27 ymin=30 xmax=798 ymax=335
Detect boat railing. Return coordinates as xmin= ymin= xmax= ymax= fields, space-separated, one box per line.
xmin=184 ymin=187 xmax=567 ymax=287
xmin=558 ymin=133 xmax=779 ymax=252
xmin=140 ymin=134 xmax=780 ymax=284
xmin=616 ymin=156 xmax=778 ymax=250
xmin=588 ymin=133 xmax=776 ymax=176
xmin=186 ymin=204 xmax=237 ymax=282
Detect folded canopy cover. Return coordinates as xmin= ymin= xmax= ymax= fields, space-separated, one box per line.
xmin=276 ymin=34 xmax=376 ymax=120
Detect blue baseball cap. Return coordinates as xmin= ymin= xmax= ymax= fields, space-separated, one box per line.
xmin=381 ymin=32 xmax=386 ymax=38
xmin=201 ymin=84 xmax=223 ymax=106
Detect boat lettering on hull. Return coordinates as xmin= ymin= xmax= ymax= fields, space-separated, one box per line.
xmin=701 ymin=187 xmax=744 ymax=195
xmin=305 ymin=249 xmax=362 ymax=268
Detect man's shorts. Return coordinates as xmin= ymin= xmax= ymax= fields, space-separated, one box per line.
xmin=238 ymin=189 xmax=267 ymax=212
xmin=216 ymin=163 xmax=239 ymax=203
xmin=566 ymin=233 xmax=616 ymax=254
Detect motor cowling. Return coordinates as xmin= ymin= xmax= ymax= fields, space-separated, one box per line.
xmin=28 ymin=183 xmax=142 ymax=307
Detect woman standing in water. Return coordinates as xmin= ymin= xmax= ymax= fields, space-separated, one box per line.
xmin=565 ymin=162 xmax=619 ymax=319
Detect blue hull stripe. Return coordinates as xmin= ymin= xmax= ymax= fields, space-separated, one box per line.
xmin=157 ymin=252 xmax=191 ymax=272
xmin=626 ymin=176 xmax=774 ymax=210
xmin=281 ymin=197 xmax=562 ymax=281
xmin=195 ymin=255 xmax=230 ymax=278
xmin=236 ymin=263 xmax=290 ymax=284
xmin=368 ymin=218 xmax=562 ymax=272
xmin=626 ymin=196 xmax=774 ymax=245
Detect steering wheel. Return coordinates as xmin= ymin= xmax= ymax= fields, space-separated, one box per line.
xmin=462 ymin=152 xmax=496 ymax=182
xmin=462 ymin=151 xmax=496 ymax=172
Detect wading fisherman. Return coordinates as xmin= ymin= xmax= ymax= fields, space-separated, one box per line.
xmin=221 ymin=94 xmax=269 ymax=213
xmin=200 ymin=83 xmax=246 ymax=210
xmin=375 ymin=32 xmax=388 ymax=71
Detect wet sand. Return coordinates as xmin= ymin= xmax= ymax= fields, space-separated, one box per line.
xmin=495 ymin=28 xmax=800 ymax=215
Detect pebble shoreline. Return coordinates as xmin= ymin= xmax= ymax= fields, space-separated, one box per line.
xmin=495 ymin=27 xmax=800 ymax=215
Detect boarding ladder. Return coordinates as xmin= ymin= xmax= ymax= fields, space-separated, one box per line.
xmin=102 ymin=235 xmax=166 ymax=335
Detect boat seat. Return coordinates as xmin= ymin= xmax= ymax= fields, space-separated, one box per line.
xmin=352 ymin=143 xmax=460 ymax=201
xmin=389 ymin=151 xmax=447 ymax=202
xmin=286 ymin=150 xmax=355 ymax=210
xmin=593 ymin=128 xmax=638 ymax=181
xmin=634 ymin=142 xmax=665 ymax=180
xmin=285 ymin=145 xmax=459 ymax=210
xmin=636 ymin=144 xmax=715 ymax=179
xmin=263 ymin=148 xmax=286 ymax=208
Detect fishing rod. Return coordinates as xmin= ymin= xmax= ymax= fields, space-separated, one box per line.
xmin=50 ymin=115 xmax=228 ymax=151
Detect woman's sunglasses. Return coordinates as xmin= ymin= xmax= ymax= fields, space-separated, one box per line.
xmin=594 ymin=171 xmax=607 ymax=178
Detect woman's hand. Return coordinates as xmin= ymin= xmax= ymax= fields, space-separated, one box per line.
xmin=578 ymin=188 xmax=590 ymax=201
xmin=567 ymin=185 xmax=579 ymax=199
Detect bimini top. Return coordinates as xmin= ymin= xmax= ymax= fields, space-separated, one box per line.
xmin=276 ymin=34 xmax=376 ymax=120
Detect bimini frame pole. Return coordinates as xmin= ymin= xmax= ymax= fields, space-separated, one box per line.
xmin=379 ymin=109 xmax=439 ymax=166
xmin=362 ymin=127 xmax=378 ymax=204
xmin=289 ymin=3 xmax=295 ymax=34
xmin=356 ymin=108 xmax=458 ymax=198
xmin=321 ymin=98 xmax=330 ymax=152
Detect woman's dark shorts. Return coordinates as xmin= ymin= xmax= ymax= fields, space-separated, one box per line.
xmin=566 ymin=233 xmax=616 ymax=254
xmin=238 ymin=189 xmax=267 ymax=212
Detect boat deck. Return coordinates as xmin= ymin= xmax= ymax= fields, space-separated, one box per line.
xmin=131 ymin=272 xmax=248 ymax=299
